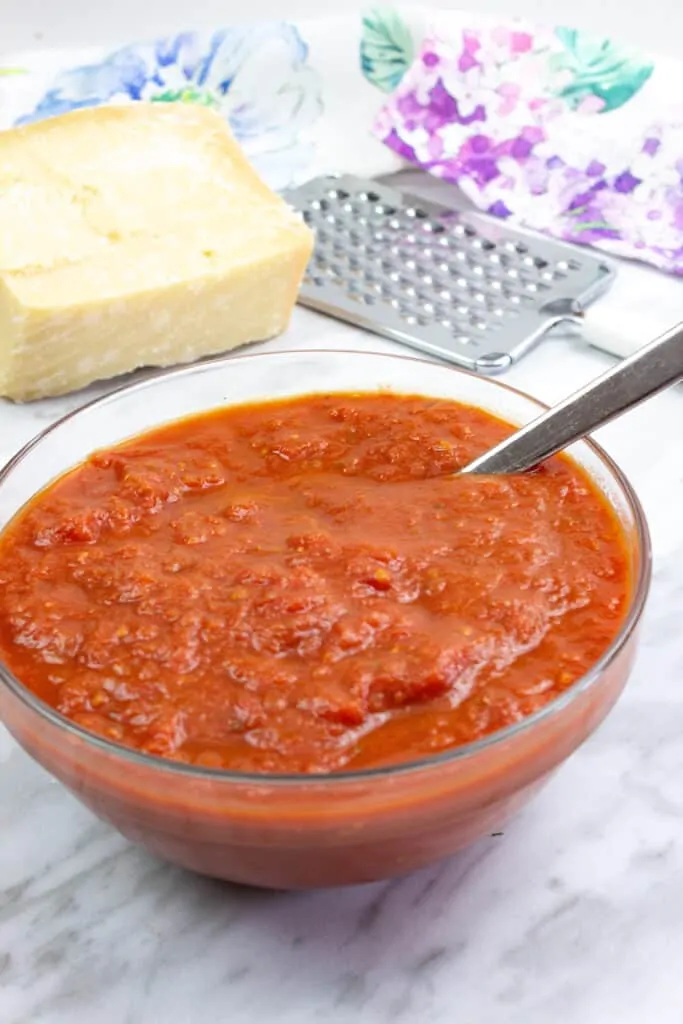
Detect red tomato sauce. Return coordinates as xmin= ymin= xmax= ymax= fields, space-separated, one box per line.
xmin=0 ymin=394 xmax=631 ymax=774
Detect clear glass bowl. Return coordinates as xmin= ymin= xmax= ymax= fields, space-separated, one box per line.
xmin=0 ymin=350 xmax=651 ymax=889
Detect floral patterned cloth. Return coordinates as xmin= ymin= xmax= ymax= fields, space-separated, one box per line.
xmin=9 ymin=25 xmax=325 ymax=193
xmin=374 ymin=15 xmax=683 ymax=274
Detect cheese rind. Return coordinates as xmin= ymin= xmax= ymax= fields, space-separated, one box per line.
xmin=0 ymin=103 xmax=314 ymax=400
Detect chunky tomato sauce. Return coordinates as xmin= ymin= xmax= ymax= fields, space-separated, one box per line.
xmin=0 ymin=394 xmax=630 ymax=774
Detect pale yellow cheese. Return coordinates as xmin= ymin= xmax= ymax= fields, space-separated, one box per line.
xmin=0 ymin=103 xmax=314 ymax=400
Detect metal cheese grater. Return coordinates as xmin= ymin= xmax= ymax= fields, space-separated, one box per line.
xmin=284 ymin=174 xmax=615 ymax=374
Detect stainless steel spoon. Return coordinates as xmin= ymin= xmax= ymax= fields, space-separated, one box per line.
xmin=462 ymin=322 xmax=683 ymax=475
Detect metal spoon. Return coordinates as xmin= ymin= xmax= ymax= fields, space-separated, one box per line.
xmin=462 ymin=322 xmax=683 ymax=475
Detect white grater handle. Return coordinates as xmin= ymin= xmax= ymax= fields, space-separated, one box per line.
xmin=581 ymin=264 xmax=683 ymax=359
xmin=582 ymin=309 xmax=651 ymax=358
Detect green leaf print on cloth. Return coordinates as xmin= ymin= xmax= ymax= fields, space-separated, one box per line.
xmin=150 ymin=87 xmax=219 ymax=107
xmin=552 ymin=27 xmax=654 ymax=112
xmin=361 ymin=8 xmax=414 ymax=92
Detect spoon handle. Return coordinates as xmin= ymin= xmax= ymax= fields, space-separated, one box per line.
xmin=463 ymin=322 xmax=683 ymax=475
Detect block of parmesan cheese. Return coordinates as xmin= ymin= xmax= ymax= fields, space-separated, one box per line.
xmin=0 ymin=103 xmax=314 ymax=401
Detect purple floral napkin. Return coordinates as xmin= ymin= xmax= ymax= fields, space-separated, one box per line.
xmin=374 ymin=16 xmax=683 ymax=274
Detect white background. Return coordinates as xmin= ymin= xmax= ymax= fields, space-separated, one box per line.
xmin=2 ymin=0 xmax=683 ymax=60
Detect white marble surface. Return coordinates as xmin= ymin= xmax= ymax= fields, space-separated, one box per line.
xmin=0 ymin=253 xmax=682 ymax=1022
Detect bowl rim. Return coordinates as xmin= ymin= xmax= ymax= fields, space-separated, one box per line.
xmin=0 ymin=347 xmax=652 ymax=784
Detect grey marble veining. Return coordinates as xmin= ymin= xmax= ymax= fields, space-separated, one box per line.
xmin=1 ymin=281 xmax=683 ymax=1023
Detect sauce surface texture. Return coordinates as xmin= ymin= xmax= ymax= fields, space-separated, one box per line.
xmin=0 ymin=394 xmax=630 ymax=773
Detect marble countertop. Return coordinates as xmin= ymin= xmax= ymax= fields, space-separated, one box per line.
xmin=0 ymin=256 xmax=682 ymax=1022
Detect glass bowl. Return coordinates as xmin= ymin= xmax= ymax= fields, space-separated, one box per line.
xmin=0 ymin=350 xmax=651 ymax=889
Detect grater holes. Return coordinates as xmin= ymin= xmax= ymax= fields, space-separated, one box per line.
xmin=501 ymin=239 xmax=529 ymax=255
xmin=358 ymin=189 xmax=381 ymax=203
xmin=374 ymin=203 xmax=397 ymax=216
xmin=421 ymin=221 xmax=446 ymax=235
xmin=303 ymin=187 xmax=592 ymax=335
xmin=433 ymin=301 xmax=452 ymax=320
xmin=347 ymin=280 xmax=365 ymax=299
xmin=392 ymin=299 xmax=419 ymax=319
xmin=555 ymin=258 xmax=581 ymax=274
